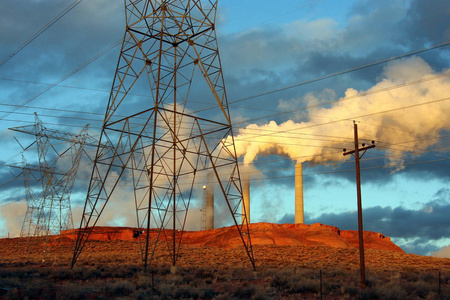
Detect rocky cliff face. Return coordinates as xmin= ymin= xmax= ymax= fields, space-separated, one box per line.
xmin=61 ymin=222 xmax=404 ymax=253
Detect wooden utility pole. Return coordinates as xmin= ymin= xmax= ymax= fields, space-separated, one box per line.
xmin=343 ymin=121 xmax=375 ymax=289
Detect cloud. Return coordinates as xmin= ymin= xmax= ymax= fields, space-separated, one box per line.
xmin=278 ymin=213 xmax=295 ymax=224
xmin=0 ymin=201 xmax=27 ymax=238
xmin=1 ymin=0 xmax=449 ymax=258
xmin=431 ymin=245 xmax=450 ymax=258
xmin=395 ymin=238 xmax=442 ymax=256
xmin=306 ymin=198 xmax=450 ymax=241
xmin=405 ymin=0 xmax=450 ymax=46
xmin=234 ymin=57 xmax=450 ymax=171
xmin=277 ymin=188 xmax=450 ymax=255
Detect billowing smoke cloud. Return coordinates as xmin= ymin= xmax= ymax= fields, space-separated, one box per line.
xmin=234 ymin=57 xmax=450 ymax=171
xmin=432 ymin=245 xmax=450 ymax=258
xmin=0 ymin=201 xmax=27 ymax=237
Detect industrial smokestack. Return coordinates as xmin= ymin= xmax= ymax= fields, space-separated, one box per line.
xmin=295 ymin=163 xmax=304 ymax=224
xmin=205 ymin=172 xmax=214 ymax=230
xmin=241 ymin=174 xmax=250 ymax=224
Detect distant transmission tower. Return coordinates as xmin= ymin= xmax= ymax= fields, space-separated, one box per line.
xmin=72 ymin=0 xmax=255 ymax=270
xmin=8 ymin=113 xmax=95 ymax=236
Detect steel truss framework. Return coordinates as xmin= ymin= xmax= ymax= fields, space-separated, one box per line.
xmin=8 ymin=114 xmax=92 ymax=237
xmin=72 ymin=0 xmax=255 ymax=270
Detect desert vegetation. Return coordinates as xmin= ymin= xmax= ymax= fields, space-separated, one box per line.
xmin=0 ymin=234 xmax=449 ymax=299
xmin=0 ymin=260 xmax=448 ymax=299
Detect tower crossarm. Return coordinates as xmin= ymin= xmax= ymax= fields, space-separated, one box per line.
xmin=9 ymin=125 xmax=103 ymax=148
xmin=7 ymin=162 xmax=65 ymax=176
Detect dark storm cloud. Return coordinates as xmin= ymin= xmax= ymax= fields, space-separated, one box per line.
xmin=1 ymin=0 xmax=448 ymax=242
xmin=297 ymin=147 xmax=450 ymax=188
xmin=299 ymin=51 xmax=384 ymax=85
xmin=0 ymin=0 xmax=122 ymax=81
xmin=0 ymin=162 xmax=24 ymax=191
xmin=396 ymin=238 xmax=442 ymax=256
xmin=292 ymin=188 xmax=450 ymax=241
xmin=278 ymin=189 xmax=450 ymax=255
xmin=278 ymin=213 xmax=295 ymax=224
xmin=405 ymin=0 xmax=450 ymax=46
xmin=221 ymin=0 xmax=449 ymax=119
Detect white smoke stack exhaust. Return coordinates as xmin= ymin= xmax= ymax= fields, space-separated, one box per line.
xmin=233 ymin=57 xmax=450 ymax=171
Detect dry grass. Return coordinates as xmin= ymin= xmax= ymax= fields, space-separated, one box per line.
xmin=0 ymin=236 xmax=449 ymax=299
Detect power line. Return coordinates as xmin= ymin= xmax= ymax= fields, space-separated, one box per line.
xmin=0 ymin=0 xmax=84 ymax=67
xmin=3 ymin=94 xmax=449 ymax=164
xmin=1 ymin=71 xmax=448 ymax=143
xmin=0 ymin=110 xmax=102 ymax=124
xmin=2 ymin=41 xmax=447 ymax=124
xmin=190 ymin=41 xmax=450 ymax=116
xmin=2 ymin=96 xmax=449 ymax=169
xmin=231 ymin=96 xmax=450 ymax=146
xmin=0 ymin=40 xmax=121 ymax=121
xmin=231 ymin=72 xmax=450 ymax=127
xmin=244 ymin=157 xmax=450 ymax=183
xmin=229 ymin=41 xmax=450 ymax=105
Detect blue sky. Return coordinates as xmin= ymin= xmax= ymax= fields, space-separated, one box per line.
xmin=0 ymin=0 xmax=449 ymax=258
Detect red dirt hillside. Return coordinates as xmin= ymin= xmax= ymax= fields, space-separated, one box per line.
xmin=62 ymin=222 xmax=404 ymax=253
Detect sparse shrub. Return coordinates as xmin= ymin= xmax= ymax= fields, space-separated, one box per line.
xmin=5 ymin=288 xmax=22 ymax=300
xmin=158 ymin=282 xmax=176 ymax=298
xmin=136 ymin=290 xmax=155 ymax=300
xmin=166 ymin=274 xmax=185 ymax=285
xmin=401 ymin=271 xmax=419 ymax=282
xmin=232 ymin=285 xmax=256 ymax=299
xmin=0 ymin=277 xmax=22 ymax=289
xmin=425 ymin=292 xmax=440 ymax=300
xmin=358 ymin=288 xmax=379 ymax=300
xmin=214 ymin=293 xmax=232 ymax=300
xmin=232 ymin=268 xmax=256 ymax=281
xmin=112 ymin=264 xmax=140 ymax=278
xmin=253 ymin=286 xmax=269 ymax=300
xmin=341 ymin=286 xmax=359 ymax=297
xmin=201 ymin=287 xmax=218 ymax=299
xmin=13 ymin=279 xmax=55 ymax=300
xmin=403 ymin=280 xmax=435 ymax=298
xmin=158 ymin=281 xmax=202 ymax=299
xmin=55 ymin=282 xmax=90 ymax=300
xmin=136 ymin=275 xmax=153 ymax=290
xmin=194 ymin=267 xmax=216 ymax=282
xmin=289 ymin=277 xmax=318 ymax=294
xmin=174 ymin=285 xmax=200 ymax=298
xmin=103 ymin=280 xmax=135 ymax=295
xmin=419 ymin=272 xmax=435 ymax=283
xmin=376 ymin=281 xmax=408 ymax=300
xmin=270 ymin=274 xmax=289 ymax=289
xmin=70 ymin=266 xmax=100 ymax=280
xmin=49 ymin=267 xmax=72 ymax=280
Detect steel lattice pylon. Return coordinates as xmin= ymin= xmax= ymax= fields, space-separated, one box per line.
xmin=72 ymin=0 xmax=255 ymax=270
xmin=8 ymin=114 xmax=91 ymax=237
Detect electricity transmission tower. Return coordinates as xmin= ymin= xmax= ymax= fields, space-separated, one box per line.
xmin=72 ymin=0 xmax=255 ymax=271
xmin=8 ymin=113 xmax=96 ymax=237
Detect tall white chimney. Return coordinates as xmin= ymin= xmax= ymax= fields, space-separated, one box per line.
xmin=205 ymin=172 xmax=214 ymax=230
xmin=295 ymin=163 xmax=304 ymax=224
xmin=241 ymin=174 xmax=250 ymax=224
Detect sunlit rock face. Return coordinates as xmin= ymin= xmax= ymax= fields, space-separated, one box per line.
xmin=61 ymin=222 xmax=404 ymax=253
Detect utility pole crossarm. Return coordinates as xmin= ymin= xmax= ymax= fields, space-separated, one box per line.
xmin=343 ymin=143 xmax=375 ymax=156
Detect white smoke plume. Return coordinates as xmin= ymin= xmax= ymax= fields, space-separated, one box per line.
xmin=234 ymin=57 xmax=450 ymax=171
xmin=0 ymin=201 xmax=27 ymax=237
